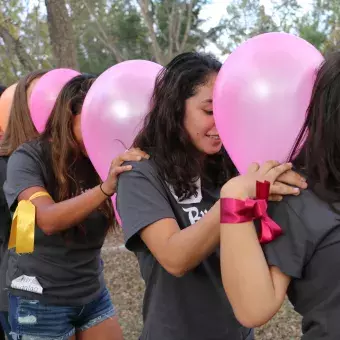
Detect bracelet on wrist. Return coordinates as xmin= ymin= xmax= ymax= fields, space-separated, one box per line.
xmin=100 ymin=183 xmax=114 ymax=197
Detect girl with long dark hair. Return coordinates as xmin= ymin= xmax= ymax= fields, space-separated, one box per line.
xmin=116 ymin=52 xmax=307 ymax=340
xmin=4 ymin=74 xmax=148 ymax=340
xmin=220 ymin=52 xmax=340 ymax=339
xmin=0 ymin=70 xmax=46 ymax=340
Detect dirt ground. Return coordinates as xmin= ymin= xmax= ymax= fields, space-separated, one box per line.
xmin=103 ymin=231 xmax=302 ymax=340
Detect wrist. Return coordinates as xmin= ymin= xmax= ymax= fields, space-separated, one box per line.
xmin=100 ymin=182 xmax=115 ymax=197
xmin=221 ymin=180 xmax=250 ymax=200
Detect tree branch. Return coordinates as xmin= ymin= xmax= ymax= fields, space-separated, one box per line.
xmin=167 ymin=1 xmax=176 ymax=59
xmin=175 ymin=3 xmax=184 ymax=52
xmin=82 ymin=0 xmax=124 ymax=62
xmin=179 ymin=0 xmax=195 ymax=52
xmin=137 ymin=0 xmax=164 ymax=64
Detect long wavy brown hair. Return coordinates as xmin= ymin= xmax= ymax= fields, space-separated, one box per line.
xmin=134 ymin=52 xmax=237 ymax=200
xmin=290 ymin=52 xmax=340 ymax=205
xmin=41 ymin=74 xmax=115 ymax=231
xmin=0 ymin=70 xmax=47 ymax=156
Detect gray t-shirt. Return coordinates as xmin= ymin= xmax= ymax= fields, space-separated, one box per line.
xmin=0 ymin=156 xmax=10 ymax=311
xmin=117 ymin=160 xmax=251 ymax=340
xmin=3 ymin=140 xmax=107 ymax=306
xmin=264 ymin=190 xmax=340 ymax=339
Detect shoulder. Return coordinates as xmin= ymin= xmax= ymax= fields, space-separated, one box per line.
xmin=269 ymin=189 xmax=339 ymax=237
xmin=120 ymin=159 xmax=162 ymax=183
xmin=8 ymin=140 xmax=46 ymax=166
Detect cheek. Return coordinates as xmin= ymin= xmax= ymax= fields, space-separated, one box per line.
xmin=185 ymin=115 xmax=214 ymax=139
xmin=72 ymin=117 xmax=83 ymax=144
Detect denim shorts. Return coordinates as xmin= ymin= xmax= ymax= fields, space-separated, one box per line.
xmin=8 ymin=287 xmax=115 ymax=340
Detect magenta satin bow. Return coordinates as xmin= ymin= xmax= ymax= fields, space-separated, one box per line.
xmin=220 ymin=181 xmax=282 ymax=244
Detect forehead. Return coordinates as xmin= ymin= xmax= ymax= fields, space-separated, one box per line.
xmin=193 ymin=74 xmax=217 ymax=101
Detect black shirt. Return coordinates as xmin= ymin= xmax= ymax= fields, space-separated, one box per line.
xmin=3 ymin=140 xmax=108 ymax=306
xmin=117 ymin=160 xmax=251 ymax=340
xmin=265 ymin=189 xmax=340 ymax=339
xmin=0 ymin=156 xmax=10 ymax=311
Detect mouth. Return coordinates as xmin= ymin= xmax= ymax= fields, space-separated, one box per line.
xmin=206 ymin=134 xmax=221 ymax=141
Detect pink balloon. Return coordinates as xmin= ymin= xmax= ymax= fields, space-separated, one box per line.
xmin=81 ymin=60 xmax=162 ymax=182
xmin=213 ymin=32 xmax=324 ymax=174
xmin=112 ymin=194 xmax=122 ymax=227
xmin=30 ymin=68 xmax=80 ymax=132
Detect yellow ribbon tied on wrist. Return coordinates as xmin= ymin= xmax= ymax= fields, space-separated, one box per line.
xmin=8 ymin=191 xmax=51 ymax=254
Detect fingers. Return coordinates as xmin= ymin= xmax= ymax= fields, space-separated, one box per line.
xmin=265 ymin=163 xmax=293 ymax=184
xmin=131 ymin=147 xmax=150 ymax=159
xmin=115 ymin=148 xmax=150 ymax=164
xmin=270 ymin=181 xmax=300 ymax=197
xmin=276 ymin=170 xmax=307 ymax=189
xmin=268 ymin=194 xmax=283 ymax=202
xmin=113 ymin=165 xmax=133 ymax=176
xmin=247 ymin=163 xmax=260 ymax=173
xmin=258 ymin=160 xmax=281 ymax=174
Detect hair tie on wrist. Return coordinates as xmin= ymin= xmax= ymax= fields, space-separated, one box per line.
xmin=100 ymin=183 xmax=114 ymax=197
xmin=220 ymin=181 xmax=282 ymax=244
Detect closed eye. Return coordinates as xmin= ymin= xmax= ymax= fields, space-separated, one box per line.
xmin=204 ymin=110 xmax=213 ymax=115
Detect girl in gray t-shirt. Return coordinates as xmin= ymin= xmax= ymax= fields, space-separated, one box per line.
xmin=117 ymin=52 xmax=306 ymax=340
xmin=220 ymin=52 xmax=340 ymax=339
xmin=4 ymin=74 xmax=148 ymax=340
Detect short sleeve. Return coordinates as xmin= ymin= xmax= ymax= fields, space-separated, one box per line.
xmin=0 ymin=157 xmax=11 ymax=242
xmin=263 ymin=200 xmax=313 ymax=279
xmin=116 ymin=160 xmax=175 ymax=252
xmin=3 ymin=146 xmax=45 ymax=211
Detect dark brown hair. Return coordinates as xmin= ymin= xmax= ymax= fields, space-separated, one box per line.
xmin=41 ymin=74 xmax=115 ymax=230
xmin=134 ymin=52 xmax=237 ymax=200
xmin=0 ymin=70 xmax=46 ymax=156
xmin=290 ymin=52 xmax=340 ymax=203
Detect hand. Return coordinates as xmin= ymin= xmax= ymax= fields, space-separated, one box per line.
xmin=101 ymin=148 xmax=149 ymax=196
xmin=221 ymin=161 xmax=307 ymax=201
xmin=270 ymin=168 xmax=307 ymax=201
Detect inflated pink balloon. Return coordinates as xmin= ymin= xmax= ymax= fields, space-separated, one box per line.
xmin=30 ymin=68 xmax=80 ymax=132
xmin=112 ymin=194 xmax=122 ymax=227
xmin=214 ymin=32 xmax=324 ymax=174
xmin=81 ymin=60 xmax=162 ymax=182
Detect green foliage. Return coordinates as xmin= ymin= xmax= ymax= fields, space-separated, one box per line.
xmin=1 ymin=0 xmax=340 ymax=85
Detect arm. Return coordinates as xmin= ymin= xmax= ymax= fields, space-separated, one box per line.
xmin=220 ymin=218 xmax=290 ymax=327
xmin=6 ymin=147 xmax=149 ymax=235
xmin=119 ymin=161 xmax=306 ymax=278
xmin=219 ymin=161 xmax=307 ymax=327
xmin=18 ymin=185 xmax=112 ymax=235
xmin=141 ymin=170 xmax=306 ymax=277
xmin=140 ymin=201 xmax=220 ymax=277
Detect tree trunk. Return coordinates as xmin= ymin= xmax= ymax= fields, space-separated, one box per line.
xmin=45 ymin=0 xmax=79 ymax=69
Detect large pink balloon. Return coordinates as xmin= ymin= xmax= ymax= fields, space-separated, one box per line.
xmin=30 ymin=68 xmax=80 ymax=132
xmin=214 ymin=32 xmax=324 ymax=174
xmin=81 ymin=60 xmax=162 ymax=181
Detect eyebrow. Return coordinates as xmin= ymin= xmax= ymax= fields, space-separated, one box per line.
xmin=202 ymin=99 xmax=212 ymax=104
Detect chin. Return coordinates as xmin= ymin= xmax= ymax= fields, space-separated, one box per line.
xmin=201 ymin=145 xmax=223 ymax=155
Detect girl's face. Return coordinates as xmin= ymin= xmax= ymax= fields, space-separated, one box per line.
xmin=72 ymin=114 xmax=87 ymax=156
xmin=184 ymin=73 xmax=222 ymax=155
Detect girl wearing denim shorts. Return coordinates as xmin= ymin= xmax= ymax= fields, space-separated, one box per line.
xmin=3 ymin=74 xmax=148 ymax=340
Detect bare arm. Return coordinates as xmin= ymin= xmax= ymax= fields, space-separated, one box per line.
xmin=220 ymin=219 xmax=290 ymax=327
xmin=18 ymin=185 xmax=110 ymax=235
xmin=140 ymin=200 xmax=220 ymax=277
xmin=17 ymin=148 xmax=149 ymax=235
xmin=219 ymin=161 xmax=298 ymax=327
xmin=139 ymin=167 xmax=306 ymax=278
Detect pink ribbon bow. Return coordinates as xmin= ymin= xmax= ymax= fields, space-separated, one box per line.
xmin=220 ymin=181 xmax=282 ymax=244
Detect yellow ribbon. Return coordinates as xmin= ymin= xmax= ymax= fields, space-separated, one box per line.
xmin=8 ymin=191 xmax=51 ymax=254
